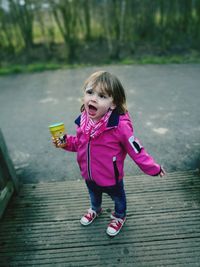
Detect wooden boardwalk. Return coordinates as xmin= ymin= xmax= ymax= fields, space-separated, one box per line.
xmin=0 ymin=170 xmax=200 ymax=267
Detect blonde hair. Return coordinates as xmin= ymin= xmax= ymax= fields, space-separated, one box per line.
xmin=81 ymin=71 xmax=127 ymax=114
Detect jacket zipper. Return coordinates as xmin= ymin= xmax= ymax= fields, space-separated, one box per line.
xmin=87 ymin=137 xmax=92 ymax=180
xmin=113 ymin=156 xmax=119 ymax=184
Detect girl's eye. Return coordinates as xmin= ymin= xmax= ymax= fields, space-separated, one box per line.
xmin=86 ymin=89 xmax=93 ymax=95
xmin=99 ymin=93 xmax=107 ymax=99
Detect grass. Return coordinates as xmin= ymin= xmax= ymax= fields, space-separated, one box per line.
xmin=0 ymin=53 xmax=200 ymax=76
xmin=0 ymin=63 xmax=65 ymax=75
xmin=120 ymin=52 xmax=200 ymax=65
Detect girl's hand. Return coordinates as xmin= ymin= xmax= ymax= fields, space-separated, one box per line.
xmin=159 ymin=166 xmax=166 ymax=177
xmin=52 ymin=136 xmax=67 ymax=148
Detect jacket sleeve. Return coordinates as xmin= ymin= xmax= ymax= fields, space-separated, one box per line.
xmin=63 ymin=134 xmax=79 ymax=152
xmin=118 ymin=118 xmax=161 ymax=176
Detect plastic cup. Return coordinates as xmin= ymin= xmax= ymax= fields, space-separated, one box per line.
xmin=49 ymin=122 xmax=66 ymax=147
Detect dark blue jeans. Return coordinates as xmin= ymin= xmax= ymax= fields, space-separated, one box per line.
xmin=85 ymin=180 xmax=126 ymax=218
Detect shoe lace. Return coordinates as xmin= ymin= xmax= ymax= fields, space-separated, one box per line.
xmin=110 ymin=217 xmax=123 ymax=228
xmin=86 ymin=208 xmax=96 ymax=219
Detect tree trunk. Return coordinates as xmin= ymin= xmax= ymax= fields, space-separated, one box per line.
xmin=83 ymin=0 xmax=91 ymax=41
xmin=103 ymin=0 xmax=113 ymax=56
xmin=50 ymin=0 xmax=78 ymax=63
xmin=8 ymin=0 xmax=34 ymax=51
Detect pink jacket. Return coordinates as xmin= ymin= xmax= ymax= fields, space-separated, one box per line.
xmin=65 ymin=110 xmax=161 ymax=186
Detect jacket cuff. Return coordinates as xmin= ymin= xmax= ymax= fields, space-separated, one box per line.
xmin=152 ymin=166 xmax=162 ymax=176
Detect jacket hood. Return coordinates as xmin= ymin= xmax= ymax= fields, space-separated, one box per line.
xmin=75 ymin=109 xmax=122 ymax=128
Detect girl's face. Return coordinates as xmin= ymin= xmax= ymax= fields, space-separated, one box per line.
xmin=83 ymin=84 xmax=116 ymax=122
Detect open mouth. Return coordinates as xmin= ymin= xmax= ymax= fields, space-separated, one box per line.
xmin=88 ymin=104 xmax=97 ymax=116
xmin=88 ymin=104 xmax=97 ymax=111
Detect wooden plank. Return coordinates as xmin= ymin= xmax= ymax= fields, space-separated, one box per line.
xmin=0 ymin=181 xmax=14 ymax=219
xmin=0 ymin=128 xmax=20 ymax=219
xmin=0 ymin=128 xmax=19 ymax=192
xmin=1 ymin=248 xmax=200 ymax=267
xmin=3 ymin=190 xmax=200 ymax=222
xmin=0 ymin=171 xmax=200 ymax=266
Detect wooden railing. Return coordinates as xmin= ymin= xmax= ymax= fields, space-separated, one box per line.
xmin=0 ymin=129 xmax=19 ymax=219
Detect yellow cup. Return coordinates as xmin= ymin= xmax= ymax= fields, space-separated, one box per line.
xmin=49 ymin=122 xmax=66 ymax=147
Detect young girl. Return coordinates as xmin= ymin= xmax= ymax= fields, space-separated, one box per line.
xmin=52 ymin=70 xmax=165 ymax=237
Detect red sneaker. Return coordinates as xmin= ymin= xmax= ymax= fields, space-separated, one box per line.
xmin=80 ymin=208 xmax=102 ymax=226
xmin=106 ymin=214 xmax=126 ymax=236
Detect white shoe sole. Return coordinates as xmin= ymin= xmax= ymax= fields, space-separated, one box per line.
xmin=106 ymin=217 xmax=126 ymax=236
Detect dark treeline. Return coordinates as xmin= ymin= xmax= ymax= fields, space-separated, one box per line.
xmin=0 ymin=0 xmax=200 ymax=65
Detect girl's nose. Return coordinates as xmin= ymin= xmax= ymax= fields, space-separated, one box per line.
xmin=91 ymin=93 xmax=97 ymax=101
